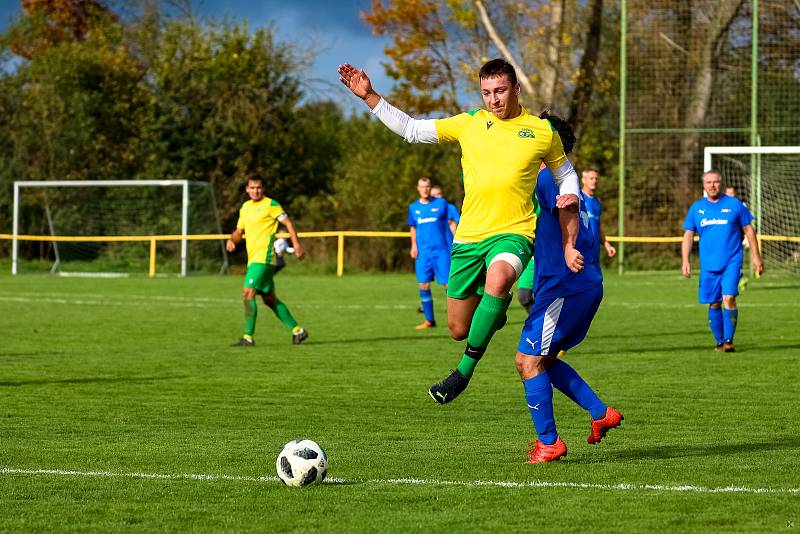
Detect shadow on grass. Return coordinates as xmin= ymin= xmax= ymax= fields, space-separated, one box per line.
xmin=0 ymin=375 xmax=189 ymax=387
xmin=606 ymin=437 xmax=800 ymax=461
xmin=589 ymin=330 xmax=707 ymax=340
xmin=306 ymin=334 xmax=454 ymax=346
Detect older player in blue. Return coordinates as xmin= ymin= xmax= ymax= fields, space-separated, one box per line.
xmin=515 ymin=164 xmax=623 ymax=463
xmin=409 ymin=177 xmax=457 ymax=329
xmin=581 ymin=168 xmax=616 ymax=263
xmin=682 ymin=170 xmax=763 ymax=352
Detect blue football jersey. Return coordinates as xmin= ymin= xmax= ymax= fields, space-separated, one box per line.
xmin=583 ymin=193 xmax=602 ymax=263
xmin=408 ymin=197 xmax=452 ymax=252
xmin=534 ymin=169 xmax=602 ymax=299
xmin=683 ymin=195 xmax=753 ymax=272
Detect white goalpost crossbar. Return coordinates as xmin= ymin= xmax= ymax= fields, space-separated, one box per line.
xmin=12 ymin=180 xmax=191 ymax=276
xmin=703 ymin=146 xmax=800 ymax=172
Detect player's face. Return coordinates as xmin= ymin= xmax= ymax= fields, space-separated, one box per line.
xmin=703 ymin=173 xmax=722 ymax=199
xmin=431 ymin=187 xmax=442 ymax=198
xmin=725 ymin=187 xmax=736 ymax=197
xmin=417 ymin=180 xmax=431 ymax=200
xmin=582 ymin=171 xmax=598 ymax=193
xmin=246 ymin=180 xmax=264 ymax=201
xmin=480 ymin=75 xmax=520 ymax=120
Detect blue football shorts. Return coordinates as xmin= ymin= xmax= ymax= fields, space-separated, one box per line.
xmin=699 ymin=260 xmax=741 ymax=304
xmin=517 ymin=283 xmax=603 ymax=356
xmin=415 ymin=249 xmax=451 ymax=285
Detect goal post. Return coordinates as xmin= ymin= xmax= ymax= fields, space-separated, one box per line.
xmin=703 ymin=146 xmax=800 ymax=273
xmin=12 ymin=180 xmax=227 ymax=276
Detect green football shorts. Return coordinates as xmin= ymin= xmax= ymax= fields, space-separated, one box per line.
xmin=447 ymin=233 xmax=533 ymax=299
xmin=517 ymin=258 xmax=536 ymax=291
xmin=244 ymin=262 xmax=276 ymax=294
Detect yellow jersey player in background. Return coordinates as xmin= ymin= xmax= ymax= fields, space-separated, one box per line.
xmin=338 ymin=59 xmax=582 ymax=404
xmin=226 ymin=174 xmax=308 ymax=347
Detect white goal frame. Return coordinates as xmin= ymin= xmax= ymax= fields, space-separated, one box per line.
xmin=13 ymin=180 xmax=196 ymax=276
xmin=703 ymin=146 xmax=800 ymax=233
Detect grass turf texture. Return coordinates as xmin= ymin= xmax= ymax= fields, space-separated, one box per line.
xmin=1 ymin=270 xmax=799 ymax=532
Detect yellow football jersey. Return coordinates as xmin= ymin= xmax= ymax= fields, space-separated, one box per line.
xmin=435 ymin=107 xmax=567 ymax=242
xmin=236 ymin=197 xmax=286 ymax=265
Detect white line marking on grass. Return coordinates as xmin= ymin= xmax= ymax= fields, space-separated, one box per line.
xmin=0 ymin=295 xmax=414 ymax=310
xmin=2 ymin=467 xmax=798 ymax=495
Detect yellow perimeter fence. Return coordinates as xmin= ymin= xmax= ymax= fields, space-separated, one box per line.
xmin=1 ymin=232 xmax=798 ymax=277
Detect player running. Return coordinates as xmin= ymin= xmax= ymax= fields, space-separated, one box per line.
xmin=226 ymin=175 xmax=308 ymax=347
xmin=681 ymin=170 xmax=763 ymax=352
xmin=337 ymin=59 xmax=582 ymax=405
xmin=409 ymin=177 xmax=458 ymax=329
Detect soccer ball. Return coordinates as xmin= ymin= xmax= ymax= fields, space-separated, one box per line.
xmin=276 ymin=439 xmax=328 ymax=487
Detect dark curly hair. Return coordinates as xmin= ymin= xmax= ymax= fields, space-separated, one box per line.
xmin=538 ymin=111 xmax=576 ymax=155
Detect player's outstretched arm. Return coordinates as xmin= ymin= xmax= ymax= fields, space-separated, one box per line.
xmin=681 ymin=230 xmax=694 ymax=278
xmin=226 ymin=228 xmax=244 ymax=253
xmin=337 ymin=63 xmax=438 ymax=144
xmin=742 ymin=224 xmax=764 ymax=276
xmin=280 ymin=216 xmax=305 ymax=261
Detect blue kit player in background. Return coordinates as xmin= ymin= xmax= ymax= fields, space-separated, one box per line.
xmin=514 ymin=115 xmax=623 ymax=463
xmin=682 ymin=170 xmax=763 ymax=352
xmin=409 ymin=177 xmax=458 ymax=329
xmin=580 ymin=168 xmax=616 ymax=262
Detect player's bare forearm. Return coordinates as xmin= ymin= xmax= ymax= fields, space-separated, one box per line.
xmin=281 ymin=217 xmax=305 ymax=260
xmin=559 ymin=205 xmax=583 ymax=272
xmin=226 ymin=228 xmax=244 ymax=252
xmin=743 ymin=225 xmax=764 ymax=274
xmin=681 ymin=230 xmax=694 ymax=277
xmin=409 ymin=227 xmax=418 ymax=259
xmin=449 ymin=220 xmax=457 ymax=235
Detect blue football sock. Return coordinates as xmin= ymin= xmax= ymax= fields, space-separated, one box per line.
xmin=419 ymin=289 xmax=435 ymax=323
xmin=547 ymin=359 xmax=607 ymax=420
xmin=723 ymin=308 xmax=738 ymax=342
xmin=708 ymin=306 xmax=724 ymax=344
xmin=522 ymin=373 xmax=558 ymax=445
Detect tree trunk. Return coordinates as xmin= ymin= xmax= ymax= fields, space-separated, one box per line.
xmin=676 ymin=1 xmax=743 ymax=202
xmin=568 ymin=0 xmax=603 ymax=141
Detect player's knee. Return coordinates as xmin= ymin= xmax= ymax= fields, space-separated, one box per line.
xmin=709 ymin=302 xmax=722 ymax=309
xmin=514 ymin=352 xmax=542 ymax=378
xmin=448 ymin=321 xmax=469 ymax=341
xmin=722 ymin=295 xmax=736 ymax=308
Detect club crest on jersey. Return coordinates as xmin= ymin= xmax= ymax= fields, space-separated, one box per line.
xmin=518 ymin=128 xmax=535 ymax=139
xmin=721 ymin=208 xmax=732 ymax=213
xmin=486 ymin=121 xmax=494 ymax=130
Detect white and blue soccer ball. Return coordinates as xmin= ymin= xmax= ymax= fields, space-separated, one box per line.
xmin=276 ymin=439 xmax=328 ymax=487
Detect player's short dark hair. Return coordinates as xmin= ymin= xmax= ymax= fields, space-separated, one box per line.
xmin=582 ymin=167 xmax=600 ymax=176
xmin=538 ymin=111 xmax=576 ymax=155
xmin=479 ymin=59 xmax=518 ymax=86
xmin=247 ymin=174 xmax=265 ymax=186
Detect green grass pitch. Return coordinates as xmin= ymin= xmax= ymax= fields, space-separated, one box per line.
xmin=1 ymin=269 xmax=799 ymax=532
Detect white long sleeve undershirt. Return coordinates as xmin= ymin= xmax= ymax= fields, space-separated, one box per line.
xmin=370 ymin=98 xmax=438 ymax=144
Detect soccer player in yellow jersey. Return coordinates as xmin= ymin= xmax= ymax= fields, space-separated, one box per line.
xmin=338 ymin=59 xmax=583 ymax=404
xmin=226 ymin=175 xmax=308 ymax=347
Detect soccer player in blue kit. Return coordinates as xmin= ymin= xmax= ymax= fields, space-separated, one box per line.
xmin=409 ymin=177 xmax=459 ymax=329
xmin=581 ymin=168 xmax=616 ymax=262
xmin=515 ymin=116 xmax=623 ymax=463
xmin=682 ymin=170 xmax=763 ymax=352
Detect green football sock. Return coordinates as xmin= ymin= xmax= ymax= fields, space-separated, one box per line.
xmin=456 ymin=293 xmax=511 ymax=378
xmin=244 ymin=298 xmax=258 ymax=336
xmin=272 ymin=299 xmax=299 ymax=330
xmin=468 ymin=292 xmax=511 ymax=348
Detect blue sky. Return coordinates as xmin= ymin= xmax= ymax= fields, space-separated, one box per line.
xmin=0 ymin=0 xmax=394 ymax=107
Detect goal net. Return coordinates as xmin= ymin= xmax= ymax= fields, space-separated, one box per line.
xmin=12 ymin=180 xmax=227 ymax=276
xmin=704 ymin=146 xmax=800 ymax=273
